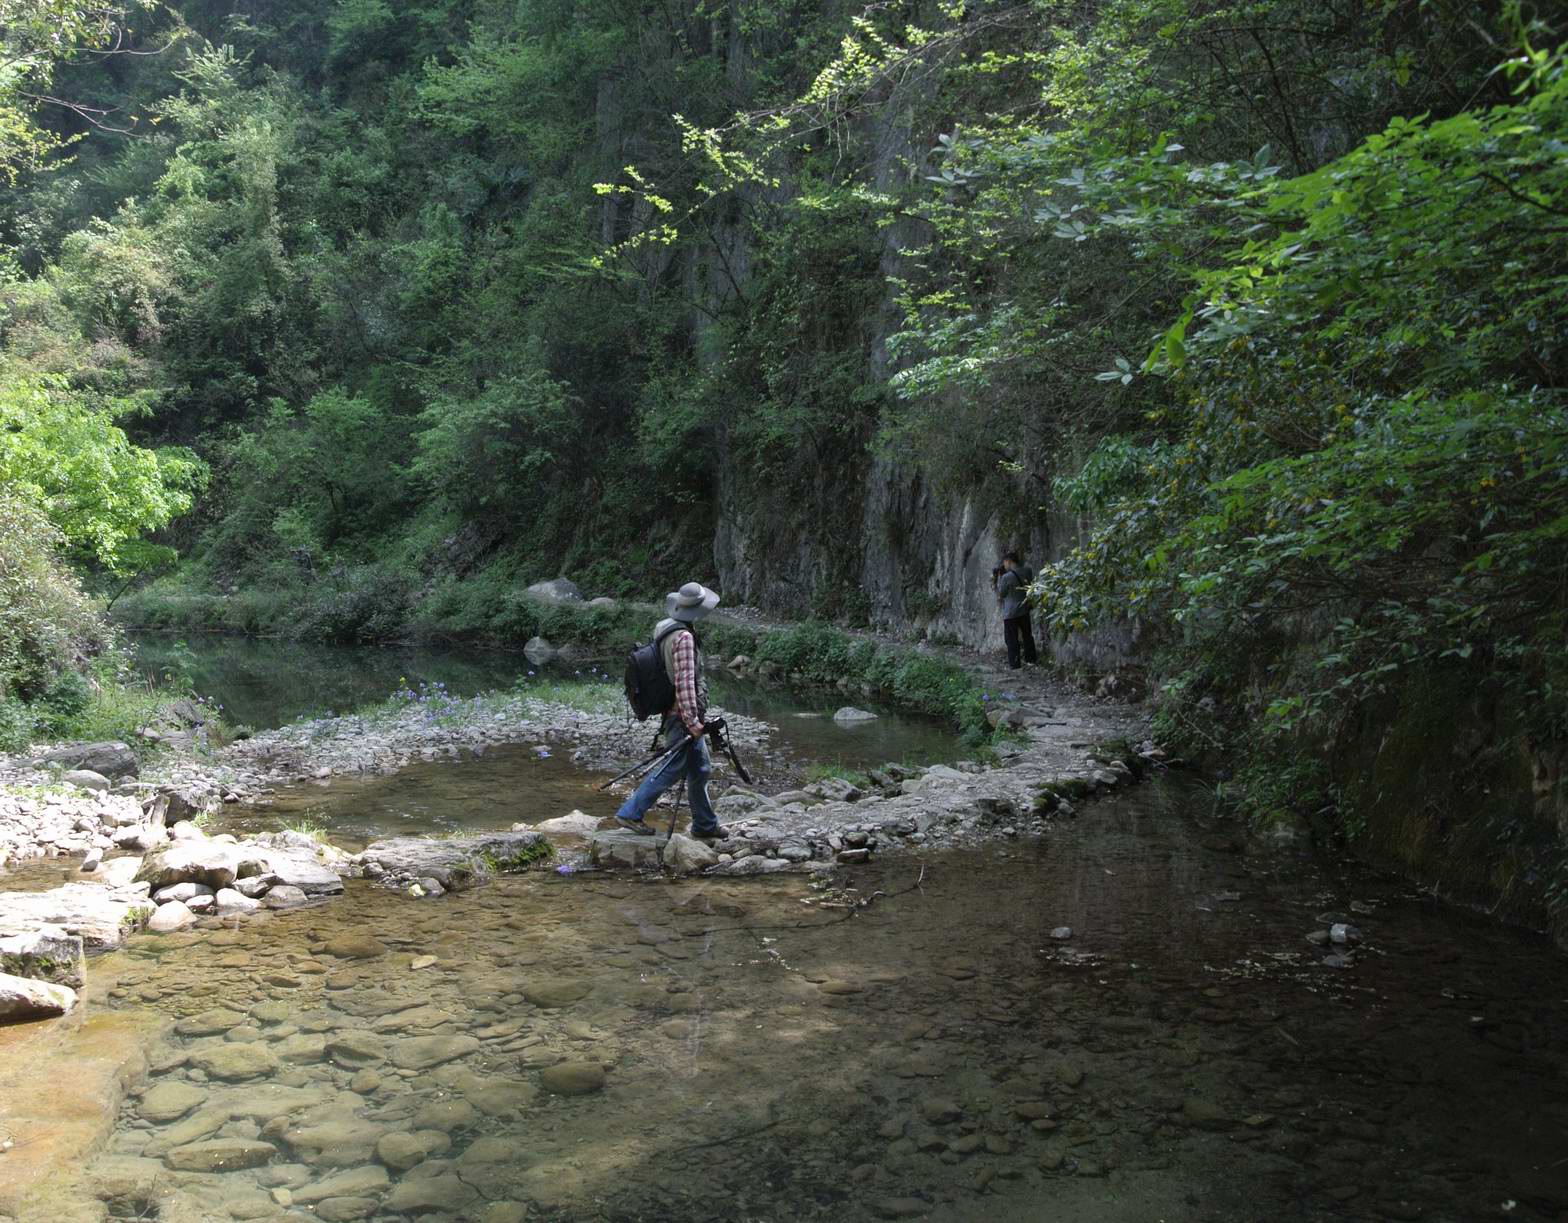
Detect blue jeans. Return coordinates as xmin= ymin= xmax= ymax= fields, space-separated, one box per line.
xmin=614 ymin=734 xmax=720 ymax=835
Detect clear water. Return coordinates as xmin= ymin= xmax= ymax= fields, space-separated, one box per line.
xmin=32 ymin=776 xmax=1568 ymax=1222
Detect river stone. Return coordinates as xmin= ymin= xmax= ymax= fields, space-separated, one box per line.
xmin=251 ymin=1001 xmax=290 ymax=1025
xmin=1182 ymin=1097 xmax=1234 ymax=1131
xmin=413 ymin=1099 xmax=476 ymax=1133
xmin=390 ymin=1034 xmax=480 ymax=1070
xmin=459 ymin=1136 xmax=514 ymax=1165
xmin=539 ymin=1062 xmax=606 ymax=1095
xmin=666 ymin=833 xmax=718 ymax=874
xmin=148 ymin=900 xmax=197 ymax=932
xmin=174 ymin=1008 xmax=248 ymax=1037
xmin=317 ymin=1198 xmax=379 ymax=1222
xmin=324 ymin=933 xmax=386 ymax=959
xmin=265 ymin=885 xmax=309 ymax=908
xmin=386 ymin=1174 xmax=479 ymax=1215
xmin=523 ymin=978 xmax=592 ymax=1009
xmin=164 ymin=1138 xmax=275 ymax=1172
xmin=282 ymin=1120 xmax=385 ymax=1167
xmin=589 ymin=831 xmax=665 ymax=869
xmin=534 ymin=810 xmax=602 ymax=836
xmin=137 ymin=1081 xmax=207 ymax=1124
xmin=376 ymin=1129 xmax=450 ymax=1171
xmin=136 ymin=842 xmax=241 ymax=890
xmin=0 ymin=971 xmax=77 ymax=1022
xmin=35 ymin=740 xmax=138 ymax=779
xmin=833 ymin=706 xmax=880 ymax=723
xmin=276 ymin=1034 xmax=327 ymax=1064
xmin=872 ymin=1199 xmax=929 ymax=1219
xmin=466 ymin=1081 xmax=537 ymax=1117
xmin=327 ymin=1032 xmax=387 ymax=1067
xmin=189 ymin=1042 xmax=280 ymax=1081
xmin=145 ymin=1106 xmax=229 ymax=1155
xmin=242 ymin=848 xmax=345 ymax=896
xmin=525 ymin=578 xmax=581 ymax=603
xmin=153 ymin=882 xmax=214 ymax=904
xmin=291 ymin=1165 xmax=390 ymax=1204
xmin=62 ymin=769 xmax=112 ymax=792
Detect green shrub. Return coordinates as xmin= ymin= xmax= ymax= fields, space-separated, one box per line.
xmin=0 ymin=492 xmax=110 ymax=700
xmin=36 ymin=670 xmax=93 ymax=732
xmin=0 ymin=695 xmax=33 ymax=753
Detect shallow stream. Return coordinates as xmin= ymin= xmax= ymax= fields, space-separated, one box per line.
xmin=32 ymin=772 xmax=1568 ymax=1223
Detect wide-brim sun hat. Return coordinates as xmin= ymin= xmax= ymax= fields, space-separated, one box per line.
xmin=666 ymin=581 xmax=721 ymax=623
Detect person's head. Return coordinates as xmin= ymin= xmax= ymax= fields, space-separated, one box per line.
xmin=1002 ymin=551 xmax=1020 ymax=571
xmin=666 ymin=581 xmax=720 ymax=624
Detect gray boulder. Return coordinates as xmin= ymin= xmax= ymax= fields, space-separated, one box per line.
xmin=804 ymin=777 xmax=864 ymax=803
xmin=525 ymin=578 xmax=582 ymax=603
xmin=62 ymin=769 xmax=111 ymax=792
xmin=0 ymin=971 xmax=77 ymax=1023
xmin=236 ymin=847 xmax=344 ymax=896
xmin=35 ymin=741 xmax=139 ymax=779
xmin=532 ymin=810 xmax=602 ymax=837
xmin=147 ymin=900 xmax=197 ymax=932
xmin=665 ymin=833 xmax=718 ymax=875
xmin=135 ymin=842 xmax=241 ymax=890
xmin=833 ymin=707 xmax=879 ymax=723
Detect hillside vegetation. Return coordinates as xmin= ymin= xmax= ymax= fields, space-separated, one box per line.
xmin=2 ymin=0 xmax=1565 ymax=928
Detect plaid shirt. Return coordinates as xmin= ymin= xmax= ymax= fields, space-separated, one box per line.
xmin=669 ymin=629 xmax=704 ymax=735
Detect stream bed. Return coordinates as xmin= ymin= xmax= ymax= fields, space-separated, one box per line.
xmin=29 ymin=769 xmax=1568 ymax=1223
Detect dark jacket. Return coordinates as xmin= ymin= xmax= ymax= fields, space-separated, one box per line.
xmin=997 ymin=565 xmax=1034 ymax=620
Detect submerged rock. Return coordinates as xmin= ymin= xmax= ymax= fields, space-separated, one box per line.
xmin=540 ymin=1061 xmax=606 ymax=1095
xmin=163 ymin=1138 xmax=275 ymax=1172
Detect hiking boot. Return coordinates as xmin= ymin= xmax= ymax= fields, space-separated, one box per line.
xmin=692 ymin=825 xmax=729 ymax=842
xmin=616 ymin=816 xmax=656 ymax=836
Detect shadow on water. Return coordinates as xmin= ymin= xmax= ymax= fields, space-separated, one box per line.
xmin=57 ymin=776 xmax=1568 ymax=1222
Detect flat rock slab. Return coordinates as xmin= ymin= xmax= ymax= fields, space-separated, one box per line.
xmin=32 ymin=740 xmax=139 ymax=779
xmin=238 ymin=847 xmax=345 ymax=896
xmin=0 ymin=883 xmax=152 ymax=955
xmin=359 ymin=830 xmax=550 ymax=891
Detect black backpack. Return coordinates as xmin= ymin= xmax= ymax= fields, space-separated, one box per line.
xmin=623 ymin=624 xmax=684 ymax=721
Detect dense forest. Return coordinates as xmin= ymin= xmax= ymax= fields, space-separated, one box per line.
xmin=2 ymin=1 xmax=1565 ymax=930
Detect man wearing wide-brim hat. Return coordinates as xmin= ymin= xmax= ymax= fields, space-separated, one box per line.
xmin=614 ymin=581 xmax=728 ymax=841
